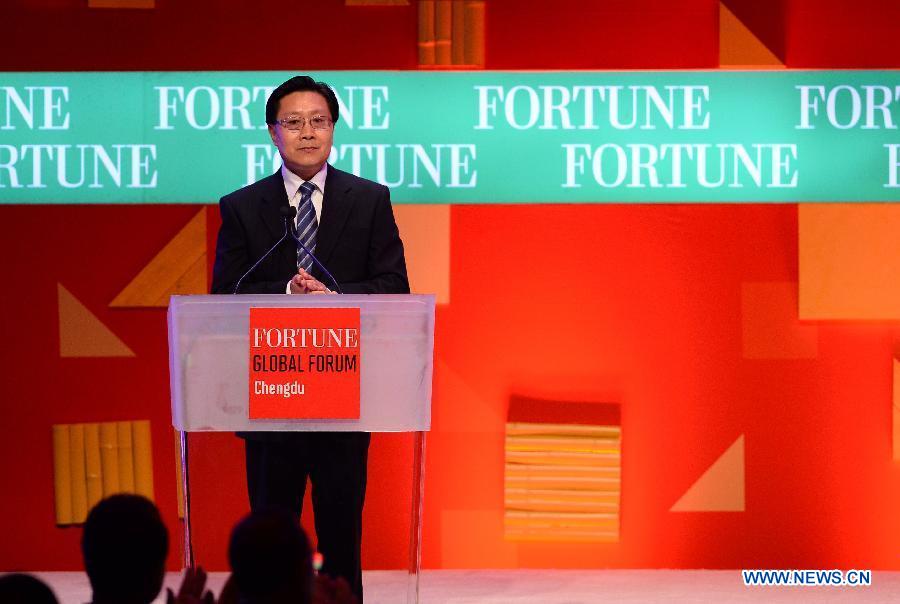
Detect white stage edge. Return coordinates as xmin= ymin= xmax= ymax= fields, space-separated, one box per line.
xmin=28 ymin=569 xmax=900 ymax=603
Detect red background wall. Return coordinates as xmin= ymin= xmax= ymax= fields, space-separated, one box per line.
xmin=2 ymin=0 xmax=900 ymax=572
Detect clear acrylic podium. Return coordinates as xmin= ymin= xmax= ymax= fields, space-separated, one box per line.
xmin=168 ymin=294 xmax=434 ymax=603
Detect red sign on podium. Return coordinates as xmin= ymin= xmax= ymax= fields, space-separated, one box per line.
xmin=248 ymin=307 xmax=361 ymax=419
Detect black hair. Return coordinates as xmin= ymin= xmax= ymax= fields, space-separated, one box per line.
xmin=265 ymin=76 xmax=340 ymax=125
xmin=228 ymin=508 xmax=313 ymax=604
xmin=0 ymin=574 xmax=59 ymax=604
xmin=81 ymin=495 xmax=168 ymax=604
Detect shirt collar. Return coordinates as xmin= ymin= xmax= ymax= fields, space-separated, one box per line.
xmin=281 ymin=163 xmax=328 ymax=199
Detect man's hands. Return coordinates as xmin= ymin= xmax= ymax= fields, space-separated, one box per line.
xmin=166 ymin=566 xmax=215 ymax=604
xmin=313 ymin=574 xmax=359 ymax=604
xmin=289 ymin=268 xmax=335 ymax=295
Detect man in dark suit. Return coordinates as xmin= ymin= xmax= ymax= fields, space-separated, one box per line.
xmin=211 ymin=75 xmax=409 ymax=602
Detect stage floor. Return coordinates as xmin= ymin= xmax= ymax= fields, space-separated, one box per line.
xmin=30 ymin=569 xmax=899 ymax=603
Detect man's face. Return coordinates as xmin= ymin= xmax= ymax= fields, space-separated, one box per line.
xmin=268 ymin=91 xmax=334 ymax=180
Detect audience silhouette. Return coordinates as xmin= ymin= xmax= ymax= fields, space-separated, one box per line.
xmin=81 ymin=494 xmax=213 ymax=604
xmin=228 ymin=508 xmax=357 ymax=604
xmin=8 ymin=495 xmax=359 ymax=604
xmin=0 ymin=573 xmax=59 ymax=604
xmin=228 ymin=507 xmax=314 ymax=603
xmin=82 ymin=494 xmax=169 ymax=604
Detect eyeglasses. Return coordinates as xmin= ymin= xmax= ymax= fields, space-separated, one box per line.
xmin=275 ymin=115 xmax=333 ymax=131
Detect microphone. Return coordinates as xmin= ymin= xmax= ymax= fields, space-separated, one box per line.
xmin=290 ymin=216 xmax=343 ymax=295
xmin=232 ymin=206 xmax=295 ymax=294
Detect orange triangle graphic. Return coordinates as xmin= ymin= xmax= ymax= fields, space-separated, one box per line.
xmin=110 ymin=208 xmax=207 ymax=308
xmin=671 ymin=434 xmax=745 ymax=512
xmin=58 ymin=284 xmax=135 ymax=358
xmin=719 ymin=3 xmax=783 ymax=68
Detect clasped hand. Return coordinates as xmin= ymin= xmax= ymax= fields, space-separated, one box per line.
xmin=290 ymin=268 xmax=334 ymax=294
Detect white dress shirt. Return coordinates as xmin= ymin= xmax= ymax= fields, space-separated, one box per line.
xmin=282 ymin=162 xmax=326 ymax=222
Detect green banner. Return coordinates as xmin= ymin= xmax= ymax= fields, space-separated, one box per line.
xmin=1 ymin=71 xmax=900 ymax=204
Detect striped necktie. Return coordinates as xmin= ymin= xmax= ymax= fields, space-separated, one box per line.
xmin=295 ymin=181 xmax=318 ymax=271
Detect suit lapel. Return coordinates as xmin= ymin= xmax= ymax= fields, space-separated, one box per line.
xmin=258 ymin=170 xmax=291 ymax=239
xmin=317 ymin=165 xmax=356 ymax=266
xmin=256 ymin=169 xmax=297 ymax=270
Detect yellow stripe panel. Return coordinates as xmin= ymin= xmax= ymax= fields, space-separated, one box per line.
xmin=507 ymin=422 xmax=621 ymax=438
xmin=84 ymin=424 xmax=103 ymax=509
xmin=117 ymin=422 xmax=135 ymax=492
xmin=417 ymin=0 xmax=435 ymax=65
xmin=506 ymin=477 xmax=620 ymax=492
xmin=463 ymin=0 xmax=485 ymax=66
xmin=435 ymin=0 xmax=452 ymax=65
xmin=52 ymin=420 xmax=154 ymax=525
xmin=505 ymin=463 xmax=621 ymax=479
xmin=505 ymin=435 xmax=621 ymax=454
xmin=504 ymin=419 xmax=622 ymax=542
xmin=99 ymin=423 xmax=119 ymax=496
xmin=506 ymin=450 xmax=620 ymax=467
xmin=451 ymin=0 xmax=466 ymax=65
xmin=52 ymin=426 xmax=72 ymax=525
xmin=505 ymin=471 xmax=620 ymax=484
xmin=419 ymin=0 xmax=484 ymax=67
xmin=505 ymin=487 xmax=620 ymax=505
xmin=133 ymin=421 xmax=154 ymax=500
xmin=69 ymin=424 xmax=88 ymax=523
xmin=506 ymin=499 xmax=618 ymax=514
